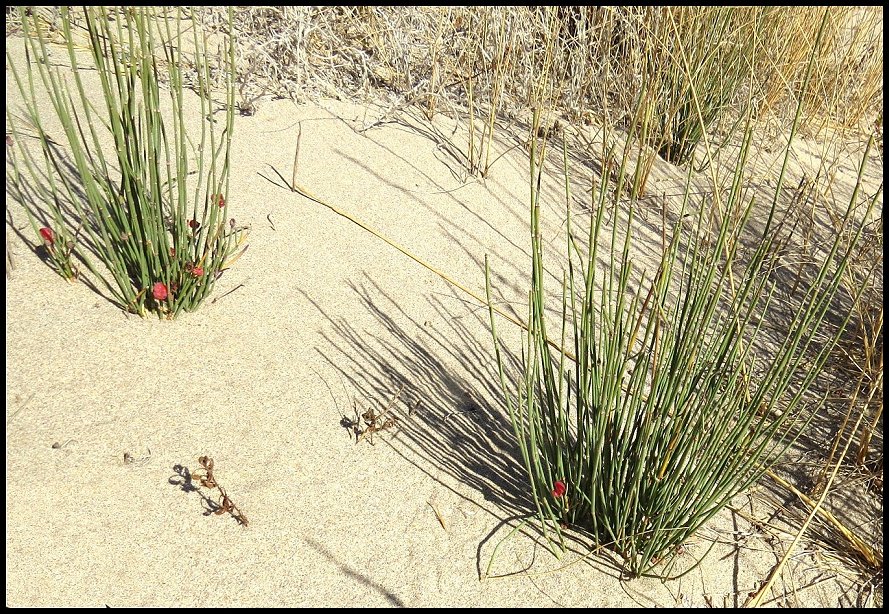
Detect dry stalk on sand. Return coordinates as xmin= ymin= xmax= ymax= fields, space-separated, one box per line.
xmin=349 ymin=384 xmax=404 ymax=446
xmin=191 ymin=456 xmax=249 ymax=527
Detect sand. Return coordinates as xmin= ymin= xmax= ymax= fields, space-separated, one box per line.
xmin=5 ymin=29 xmax=882 ymax=607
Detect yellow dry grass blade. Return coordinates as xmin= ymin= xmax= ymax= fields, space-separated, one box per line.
xmin=765 ymin=469 xmax=881 ymax=569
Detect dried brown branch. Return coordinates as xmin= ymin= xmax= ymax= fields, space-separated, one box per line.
xmin=191 ymin=455 xmax=249 ymax=527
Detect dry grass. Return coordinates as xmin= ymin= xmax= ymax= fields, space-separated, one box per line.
xmin=754 ymin=7 xmax=883 ymax=134
xmin=187 ymin=7 xmax=882 ymax=138
xmin=6 ymin=7 xmax=881 ymax=138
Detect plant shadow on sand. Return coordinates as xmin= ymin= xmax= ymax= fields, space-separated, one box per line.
xmin=5 ymin=129 xmax=159 ymax=311
xmin=303 ymin=537 xmax=406 ymax=607
xmin=5 ymin=133 xmax=109 ymax=291
xmin=299 ymin=273 xmax=530 ymax=514
xmin=299 ymin=274 xmax=650 ymax=582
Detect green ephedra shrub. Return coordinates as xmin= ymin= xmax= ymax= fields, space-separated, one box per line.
xmin=6 ymin=7 xmax=247 ymax=318
xmin=485 ymin=16 xmax=880 ymax=578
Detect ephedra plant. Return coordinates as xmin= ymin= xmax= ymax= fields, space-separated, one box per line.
xmin=6 ymin=7 xmax=247 ymax=318
xmin=486 ymin=12 xmax=881 ymax=578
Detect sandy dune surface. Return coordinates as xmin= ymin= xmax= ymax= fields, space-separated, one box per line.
xmin=5 ymin=31 xmax=880 ymax=607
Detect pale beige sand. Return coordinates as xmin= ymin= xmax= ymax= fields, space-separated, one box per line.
xmin=5 ymin=33 xmax=881 ymax=607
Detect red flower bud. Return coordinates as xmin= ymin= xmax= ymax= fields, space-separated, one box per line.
xmin=39 ymin=227 xmax=55 ymax=245
xmin=551 ymin=480 xmax=567 ymax=498
xmin=188 ymin=219 xmax=200 ymax=230
xmin=152 ymin=282 xmax=168 ymax=301
xmin=213 ymin=193 xmax=225 ymax=208
xmin=192 ymin=266 xmax=204 ymax=277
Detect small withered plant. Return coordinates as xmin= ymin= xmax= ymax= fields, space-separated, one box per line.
xmin=6 ymin=7 xmax=247 ymax=317
xmin=190 ymin=455 xmax=249 ymax=527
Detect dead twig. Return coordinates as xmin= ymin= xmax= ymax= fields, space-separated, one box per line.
xmin=190 ymin=455 xmax=249 ymax=527
xmin=355 ymin=384 xmax=404 ymax=445
xmin=428 ymin=500 xmax=447 ymax=531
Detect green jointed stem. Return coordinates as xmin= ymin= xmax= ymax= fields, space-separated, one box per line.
xmin=7 ymin=7 xmax=247 ymax=317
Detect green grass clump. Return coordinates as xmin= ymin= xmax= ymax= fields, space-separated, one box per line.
xmin=486 ymin=14 xmax=881 ymax=578
xmin=6 ymin=7 xmax=247 ymax=318
xmin=629 ymin=7 xmax=758 ymax=167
